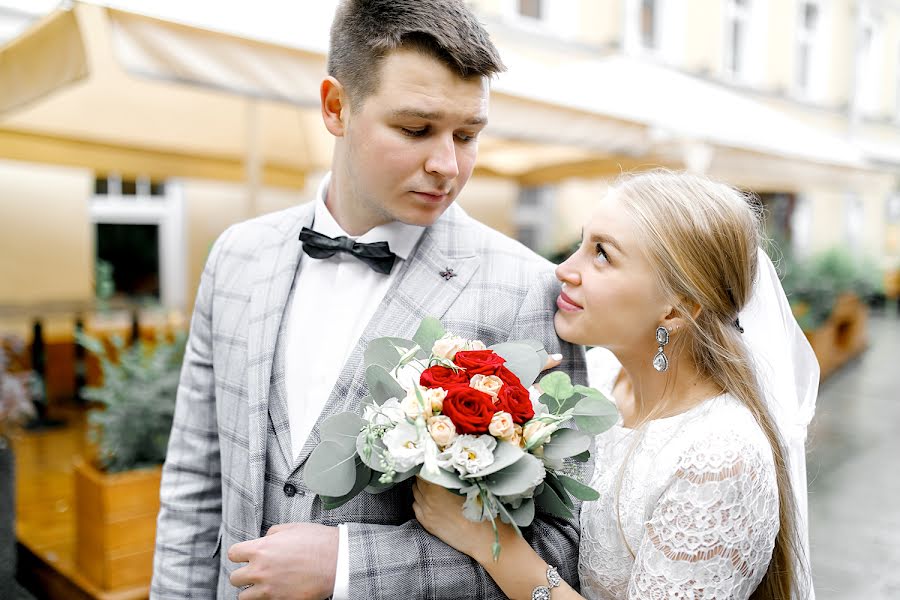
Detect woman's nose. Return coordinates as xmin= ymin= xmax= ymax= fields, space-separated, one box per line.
xmin=555 ymin=256 xmax=581 ymax=286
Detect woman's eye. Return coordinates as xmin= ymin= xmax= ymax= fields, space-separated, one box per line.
xmin=595 ymin=243 xmax=609 ymax=264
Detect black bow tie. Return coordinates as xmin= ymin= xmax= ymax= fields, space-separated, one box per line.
xmin=298 ymin=227 xmax=397 ymax=274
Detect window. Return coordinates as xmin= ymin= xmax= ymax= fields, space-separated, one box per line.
xmin=723 ymin=0 xmax=755 ymax=81
xmin=624 ymin=0 xmax=677 ymax=57
xmin=856 ymin=15 xmax=883 ymax=117
xmin=640 ymin=0 xmax=658 ymax=50
xmin=845 ymin=193 xmax=864 ymax=255
xmin=90 ymin=174 xmax=185 ymax=310
xmin=516 ymin=186 xmax=555 ymax=252
xmin=795 ymin=0 xmax=823 ymax=97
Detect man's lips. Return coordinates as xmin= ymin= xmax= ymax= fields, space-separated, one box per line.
xmin=412 ymin=191 xmax=450 ymax=203
xmin=556 ymin=291 xmax=583 ymax=312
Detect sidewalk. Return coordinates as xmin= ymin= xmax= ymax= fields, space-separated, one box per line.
xmin=807 ymin=311 xmax=900 ymax=598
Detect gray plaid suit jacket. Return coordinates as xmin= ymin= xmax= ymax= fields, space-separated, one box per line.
xmin=151 ymin=200 xmax=587 ymax=599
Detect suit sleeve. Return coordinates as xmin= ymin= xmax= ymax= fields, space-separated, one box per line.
xmin=346 ymin=266 xmax=586 ymax=599
xmin=151 ymin=228 xmax=232 ymax=599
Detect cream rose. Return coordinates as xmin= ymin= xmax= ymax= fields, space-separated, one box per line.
xmin=427 ymin=415 xmax=458 ymax=447
xmin=523 ymin=420 xmax=555 ymax=447
xmin=432 ymin=335 xmax=467 ymax=360
xmin=488 ymin=411 xmax=516 ymax=440
xmin=469 ymin=374 xmax=503 ymax=398
xmin=425 ymin=387 xmax=447 ymax=413
xmin=401 ymin=386 xmax=433 ymax=420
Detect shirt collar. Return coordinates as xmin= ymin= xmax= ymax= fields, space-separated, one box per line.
xmin=313 ymin=172 xmax=425 ymax=261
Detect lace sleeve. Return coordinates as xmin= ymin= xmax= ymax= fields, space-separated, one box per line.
xmin=627 ymin=433 xmax=780 ymax=599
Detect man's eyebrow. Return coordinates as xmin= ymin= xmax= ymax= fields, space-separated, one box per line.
xmin=390 ymin=108 xmax=487 ymax=126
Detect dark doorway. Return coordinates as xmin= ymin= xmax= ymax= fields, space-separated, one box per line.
xmin=95 ymin=223 xmax=160 ymax=300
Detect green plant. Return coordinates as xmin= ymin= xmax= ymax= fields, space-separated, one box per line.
xmin=779 ymin=247 xmax=881 ymax=331
xmin=76 ymin=331 xmax=186 ymax=472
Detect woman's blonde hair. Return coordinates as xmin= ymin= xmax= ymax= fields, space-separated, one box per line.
xmin=612 ymin=169 xmax=807 ymax=599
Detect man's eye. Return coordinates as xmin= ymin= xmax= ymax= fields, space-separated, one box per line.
xmin=401 ymin=127 xmax=428 ymax=137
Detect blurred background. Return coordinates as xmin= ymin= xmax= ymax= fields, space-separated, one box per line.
xmin=0 ymin=0 xmax=898 ymax=598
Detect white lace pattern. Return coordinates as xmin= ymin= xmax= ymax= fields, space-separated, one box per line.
xmin=578 ymin=348 xmax=779 ymax=599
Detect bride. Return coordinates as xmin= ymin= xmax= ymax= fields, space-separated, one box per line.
xmin=412 ymin=170 xmax=816 ymax=599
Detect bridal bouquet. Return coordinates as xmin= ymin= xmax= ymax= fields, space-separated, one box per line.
xmin=303 ymin=317 xmax=618 ymax=558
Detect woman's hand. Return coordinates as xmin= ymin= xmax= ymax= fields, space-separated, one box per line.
xmin=412 ymin=478 xmax=498 ymax=561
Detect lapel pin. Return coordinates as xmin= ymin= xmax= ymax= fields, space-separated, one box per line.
xmin=439 ymin=267 xmax=456 ymax=281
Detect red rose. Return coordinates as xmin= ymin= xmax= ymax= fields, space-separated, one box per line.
xmin=496 ymin=365 xmax=522 ymax=387
xmin=420 ymin=365 xmax=469 ymax=389
xmin=497 ymin=383 xmax=535 ymax=424
xmin=442 ymin=387 xmax=497 ymax=434
xmin=453 ymin=350 xmax=506 ymax=376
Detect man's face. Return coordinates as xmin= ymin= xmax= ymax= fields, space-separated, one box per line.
xmin=336 ymin=48 xmax=489 ymax=229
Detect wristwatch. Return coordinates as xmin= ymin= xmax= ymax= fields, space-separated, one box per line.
xmin=531 ymin=565 xmax=561 ymax=600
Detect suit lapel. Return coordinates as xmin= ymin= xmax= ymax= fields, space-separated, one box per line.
xmin=246 ymin=203 xmax=313 ymax=512
xmin=293 ymin=206 xmax=480 ymax=471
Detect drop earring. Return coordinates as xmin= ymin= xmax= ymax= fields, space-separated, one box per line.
xmin=652 ymin=326 xmax=669 ymax=372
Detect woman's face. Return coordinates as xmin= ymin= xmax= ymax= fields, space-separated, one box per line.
xmin=554 ymin=192 xmax=672 ymax=357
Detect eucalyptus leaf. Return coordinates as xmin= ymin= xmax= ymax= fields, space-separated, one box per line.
xmin=500 ymin=497 xmax=535 ymax=528
xmin=542 ymin=428 xmax=591 ymax=460
xmin=365 ymin=364 xmax=406 ymax=405
xmin=534 ymin=481 xmax=574 ymax=520
xmin=320 ymin=458 xmax=372 ymax=509
xmin=364 ymin=475 xmax=395 ymax=494
xmin=572 ymin=396 xmax=620 ymax=434
xmin=364 ymin=337 xmax=417 ymax=371
xmin=571 ymin=450 xmax=591 ymax=463
xmin=418 ymin=466 xmax=467 ymax=490
xmin=556 ymin=392 xmax=585 ymax=415
xmin=356 ymin=431 xmax=388 ymax=472
xmin=539 ymin=371 xmax=575 ymax=402
xmin=319 ymin=412 xmax=365 ymax=454
xmin=413 ymin=317 xmax=446 ymax=356
xmin=489 ymin=342 xmax=543 ymax=387
xmin=557 ymin=474 xmax=601 ymax=501
xmin=543 ymin=471 xmax=574 ymax=509
xmin=303 ymin=440 xmax=358 ymax=497
xmin=574 ymin=384 xmax=607 ymax=399
xmin=462 ymin=442 xmax=524 ymax=479
xmin=482 ymin=453 xmax=545 ymax=497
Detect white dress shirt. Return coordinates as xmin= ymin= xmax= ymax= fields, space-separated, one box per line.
xmin=284 ymin=173 xmax=424 ymax=599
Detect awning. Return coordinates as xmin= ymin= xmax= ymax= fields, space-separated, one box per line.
xmin=0 ymin=2 xmax=876 ymax=190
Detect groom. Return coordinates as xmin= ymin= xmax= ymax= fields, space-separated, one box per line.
xmin=151 ymin=0 xmax=585 ymax=598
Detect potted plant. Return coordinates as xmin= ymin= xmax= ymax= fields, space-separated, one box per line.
xmin=0 ymin=335 xmax=38 ymax=593
xmin=780 ymin=248 xmax=877 ymax=379
xmin=73 ymin=330 xmax=185 ymax=592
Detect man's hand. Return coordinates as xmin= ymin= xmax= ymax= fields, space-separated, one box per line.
xmin=228 ymin=523 xmax=339 ymax=600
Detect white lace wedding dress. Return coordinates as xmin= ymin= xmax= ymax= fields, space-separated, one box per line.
xmin=578 ymin=348 xmax=780 ymax=599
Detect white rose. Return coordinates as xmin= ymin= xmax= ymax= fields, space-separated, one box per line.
xmin=382 ymin=420 xmax=425 ymax=472
xmin=469 ymin=374 xmax=503 ymax=398
xmin=401 ymin=387 xmax=433 ymax=420
xmin=466 ymin=340 xmax=487 ymax=351
xmin=436 ymin=434 xmax=497 ymax=476
xmin=394 ymin=361 xmax=426 ymax=391
xmin=363 ymin=398 xmax=405 ymax=426
xmin=427 ymin=415 xmax=457 ymax=448
xmin=432 ymin=335 xmax=468 ymax=360
xmin=426 ymin=387 xmax=447 ymax=413
xmin=523 ymin=420 xmax=556 ymax=448
xmin=488 ymin=411 xmax=516 ymax=440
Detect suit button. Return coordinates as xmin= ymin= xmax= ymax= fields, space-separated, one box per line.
xmin=283 ymin=483 xmax=297 ymax=497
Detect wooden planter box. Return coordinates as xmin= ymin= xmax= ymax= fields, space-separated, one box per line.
xmin=804 ymin=293 xmax=869 ymax=380
xmin=73 ymin=458 xmax=162 ymax=592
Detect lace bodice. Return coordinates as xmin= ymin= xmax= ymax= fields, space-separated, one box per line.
xmin=578 ymin=348 xmax=779 ymax=599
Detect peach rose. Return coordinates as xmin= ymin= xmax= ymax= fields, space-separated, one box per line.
xmin=428 ymin=415 xmax=458 ymax=447
xmin=488 ymin=411 xmax=516 ymax=440
xmin=469 ymin=374 xmax=503 ymax=398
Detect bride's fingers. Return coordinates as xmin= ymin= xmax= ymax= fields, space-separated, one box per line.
xmin=542 ymin=353 xmax=563 ymax=372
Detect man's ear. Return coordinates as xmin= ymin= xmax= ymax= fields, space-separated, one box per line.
xmin=321 ymin=76 xmax=348 ymax=137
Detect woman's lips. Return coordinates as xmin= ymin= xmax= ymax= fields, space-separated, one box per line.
xmin=556 ymin=291 xmax=583 ymax=312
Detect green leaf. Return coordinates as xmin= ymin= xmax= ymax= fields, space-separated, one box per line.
xmin=534 ymin=481 xmax=575 ymax=520
xmin=573 ymin=385 xmax=607 ymax=399
xmin=542 ymin=428 xmax=591 ymax=461
xmin=319 ymin=413 xmax=364 ymax=454
xmin=572 ymin=396 xmax=620 ymax=434
xmin=462 ymin=442 xmax=524 ymax=479
xmin=364 ymin=474 xmax=395 ymax=494
xmin=413 ymin=317 xmax=446 ymax=356
xmin=365 ymin=364 xmax=406 ymax=405
xmin=302 ymin=440 xmax=358 ymax=497
xmin=489 ymin=342 xmax=544 ymax=387
xmin=571 ymin=450 xmax=591 ymax=463
xmin=418 ymin=467 xmax=467 ymax=490
xmin=557 ymin=474 xmax=600 ymax=501
xmin=499 ymin=497 xmax=535 ymax=528
xmin=320 ymin=458 xmax=372 ymax=509
xmin=543 ymin=471 xmax=574 ymax=509
xmin=482 ymin=453 xmax=545 ymax=497
xmin=364 ymin=337 xmax=417 ymax=371
xmin=356 ymin=431 xmax=388 ymax=472
xmin=539 ymin=371 xmax=575 ymax=402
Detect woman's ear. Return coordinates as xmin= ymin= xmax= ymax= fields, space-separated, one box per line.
xmin=659 ymin=301 xmax=700 ymax=334
xmin=321 ymin=76 xmax=347 ymax=137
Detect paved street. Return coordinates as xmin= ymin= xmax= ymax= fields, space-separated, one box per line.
xmin=807 ymin=311 xmax=900 ymax=599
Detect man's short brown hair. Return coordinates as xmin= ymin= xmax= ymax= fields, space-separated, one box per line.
xmin=327 ymin=0 xmax=505 ymax=109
